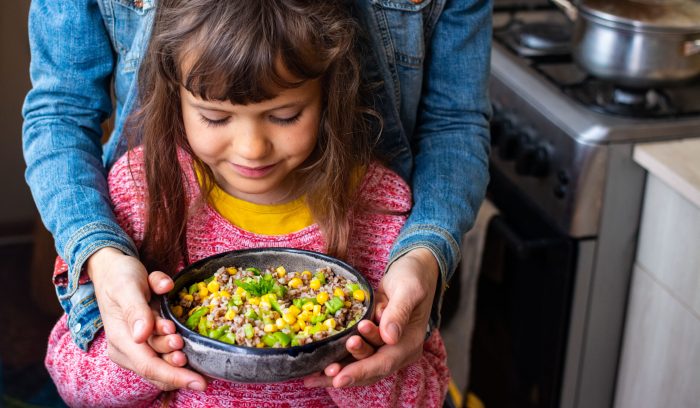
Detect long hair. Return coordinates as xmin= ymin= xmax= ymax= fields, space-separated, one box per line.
xmin=126 ymin=0 xmax=377 ymax=274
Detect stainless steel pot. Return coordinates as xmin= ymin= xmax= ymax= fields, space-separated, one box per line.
xmin=551 ymin=0 xmax=700 ymax=87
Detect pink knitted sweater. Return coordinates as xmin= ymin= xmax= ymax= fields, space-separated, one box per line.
xmin=45 ymin=148 xmax=449 ymax=407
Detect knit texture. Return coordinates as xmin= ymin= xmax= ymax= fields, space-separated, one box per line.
xmin=45 ymin=148 xmax=450 ymax=407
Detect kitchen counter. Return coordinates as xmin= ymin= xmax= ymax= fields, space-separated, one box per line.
xmin=633 ymin=138 xmax=700 ymax=208
xmin=614 ymin=138 xmax=700 ymax=408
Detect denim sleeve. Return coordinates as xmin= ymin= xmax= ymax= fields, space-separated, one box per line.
xmin=22 ymin=0 xmax=138 ymax=327
xmin=388 ymin=0 xmax=492 ymax=326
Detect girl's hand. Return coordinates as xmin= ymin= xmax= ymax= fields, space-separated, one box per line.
xmin=87 ymin=247 xmax=207 ymax=391
xmin=304 ymin=247 xmax=438 ymax=388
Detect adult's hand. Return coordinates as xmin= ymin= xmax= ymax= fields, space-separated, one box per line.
xmin=304 ymin=247 xmax=438 ymax=388
xmin=87 ymin=247 xmax=207 ymax=391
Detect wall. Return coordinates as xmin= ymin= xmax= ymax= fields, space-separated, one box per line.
xmin=0 ymin=0 xmax=37 ymax=237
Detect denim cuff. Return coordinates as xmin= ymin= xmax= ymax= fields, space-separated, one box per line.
xmin=387 ymin=224 xmax=461 ymax=331
xmin=59 ymin=221 xmax=138 ymax=301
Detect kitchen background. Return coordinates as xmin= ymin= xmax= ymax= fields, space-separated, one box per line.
xmin=3 ymin=1 xmax=700 ymax=408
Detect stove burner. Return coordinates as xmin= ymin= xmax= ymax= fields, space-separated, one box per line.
xmin=564 ymin=81 xmax=676 ymax=117
xmin=495 ymin=19 xmax=572 ymax=59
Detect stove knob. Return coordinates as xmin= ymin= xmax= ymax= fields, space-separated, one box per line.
xmin=515 ymin=143 xmax=550 ymax=177
xmin=498 ymin=129 xmax=530 ymax=161
xmin=489 ymin=113 xmax=513 ymax=146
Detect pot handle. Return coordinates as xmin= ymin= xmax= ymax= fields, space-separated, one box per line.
xmin=683 ymin=40 xmax=700 ymax=57
xmin=550 ymin=0 xmax=578 ymax=21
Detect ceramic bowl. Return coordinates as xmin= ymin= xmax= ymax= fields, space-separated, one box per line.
xmin=161 ymin=247 xmax=374 ymax=383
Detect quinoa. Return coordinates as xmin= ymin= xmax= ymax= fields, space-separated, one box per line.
xmin=171 ymin=265 xmax=369 ymax=348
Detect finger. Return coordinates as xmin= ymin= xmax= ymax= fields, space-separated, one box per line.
xmin=148 ymin=333 xmax=183 ymax=354
xmin=302 ymin=372 xmax=333 ymax=388
xmin=324 ymin=363 xmax=342 ymax=377
xmin=115 ymin=289 xmax=156 ymax=344
xmin=346 ymin=335 xmax=375 ymax=360
xmin=332 ymin=345 xmax=406 ymax=388
xmin=161 ymin=351 xmax=188 ymax=367
xmin=133 ymin=349 xmax=206 ymax=391
xmin=357 ymin=320 xmax=383 ymax=347
xmin=378 ymin=286 xmax=418 ymax=345
xmin=373 ymin=291 xmax=389 ymax=323
xmin=149 ymin=271 xmax=174 ymax=295
xmin=154 ymin=313 xmax=176 ymax=336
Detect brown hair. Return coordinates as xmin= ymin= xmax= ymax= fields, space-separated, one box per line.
xmin=127 ymin=0 xmax=376 ymax=274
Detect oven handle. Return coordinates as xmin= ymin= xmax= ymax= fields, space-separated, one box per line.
xmin=489 ymin=215 xmax=567 ymax=258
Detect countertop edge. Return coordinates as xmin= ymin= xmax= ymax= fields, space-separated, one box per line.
xmin=633 ymin=139 xmax=700 ymax=209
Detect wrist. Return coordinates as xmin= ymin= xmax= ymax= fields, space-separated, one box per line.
xmin=86 ymin=247 xmax=126 ymax=281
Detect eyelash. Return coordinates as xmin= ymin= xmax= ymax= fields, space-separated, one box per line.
xmin=198 ymin=112 xmax=302 ymax=128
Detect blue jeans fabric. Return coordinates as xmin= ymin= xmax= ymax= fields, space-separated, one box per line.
xmin=22 ymin=0 xmax=491 ymax=350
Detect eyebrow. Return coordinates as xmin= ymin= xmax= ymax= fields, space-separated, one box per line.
xmin=188 ymin=100 xmax=304 ymax=114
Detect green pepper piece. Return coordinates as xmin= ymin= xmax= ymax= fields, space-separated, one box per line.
xmin=244 ymin=308 xmax=258 ymax=320
xmin=310 ymin=313 xmax=327 ymax=325
xmin=314 ymin=271 xmax=326 ymax=285
xmin=325 ymin=296 xmax=344 ymax=314
xmin=293 ymin=298 xmax=303 ymax=309
xmin=203 ymin=275 xmax=216 ymax=284
xmin=309 ymin=323 xmax=325 ymax=335
xmin=231 ymin=294 xmax=243 ymax=306
xmin=346 ymin=283 xmax=360 ymax=292
xmin=246 ymin=267 xmax=262 ymax=276
xmin=262 ymin=334 xmax=277 ymax=347
xmin=219 ymin=332 xmax=236 ymax=345
xmin=188 ymin=283 xmax=199 ymax=295
xmin=271 ymin=284 xmax=287 ymax=298
xmin=269 ymin=297 xmax=282 ymax=313
xmin=185 ymin=306 xmax=208 ymax=330
xmin=273 ymin=332 xmax=291 ymax=347
xmin=290 ymin=337 xmax=300 ymax=347
xmin=208 ymin=326 xmax=227 ymax=339
xmin=243 ymin=323 xmax=254 ymax=339
xmin=198 ymin=317 xmax=208 ymax=336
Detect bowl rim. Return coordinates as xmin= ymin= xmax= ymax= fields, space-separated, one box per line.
xmin=161 ymin=247 xmax=375 ymax=355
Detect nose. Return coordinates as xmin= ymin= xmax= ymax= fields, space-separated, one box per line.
xmin=233 ymin=121 xmax=271 ymax=161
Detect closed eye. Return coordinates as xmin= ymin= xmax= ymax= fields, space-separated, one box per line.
xmin=199 ymin=114 xmax=230 ymax=127
xmin=269 ymin=112 xmax=302 ymax=126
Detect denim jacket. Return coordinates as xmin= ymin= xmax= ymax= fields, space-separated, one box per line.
xmin=23 ymin=0 xmax=491 ymax=350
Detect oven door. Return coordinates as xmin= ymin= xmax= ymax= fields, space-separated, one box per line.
xmin=468 ymin=170 xmax=577 ymax=408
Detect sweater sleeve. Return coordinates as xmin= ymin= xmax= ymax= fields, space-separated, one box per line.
xmin=329 ymin=163 xmax=450 ymax=407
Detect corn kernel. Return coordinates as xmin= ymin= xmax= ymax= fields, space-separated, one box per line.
xmin=344 ymin=301 xmax=352 ymax=307
xmin=224 ymin=309 xmax=237 ymax=320
xmin=302 ymin=302 xmax=315 ymax=311
xmin=316 ymin=292 xmax=329 ymax=304
xmin=264 ymin=323 xmax=276 ymax=333
xmin=182 ymin=294 xmax=194 ymax=302
xmin=323 ymin=318 xmax=337 ymax=330
xmin=291 ymin=322 xmax=301 ymax=333
xmin=288 ymin=305 xmax=301 ymax=316
xmin=352 ymin=289 xmax=365 ymax=302
xmin=219 ymin=290 xmax=231 ymax=299
xmin=198 ymin=287 xmax=209 ymax=298
xmin=260 ymin=301 xmax=271 ymax=311
xmin=178 ymin=290 xmax=188 ymax=298
xmin=288 ymin=277 xmax=303 ymax=288
xmin=301 ymin=270 xmax=312 ymax=278
xmin=276 ymin=266 xmax=287 ymax=277
xmin=309 ymin=279 xmax=321 ymax=290
xmin=235 ymin=286 xmax=246 ymax=296
xmin=312 ymin=305 xmax=322 ymax=315
xmin=207 ymin=281 xmax=220 ymax=293
xmin=298 ymin=311 xmax=311 ymax=322
xmin=248 ymin=297 xmax=260 ymax=306
xmin=276 ymin=318 xmax=287 ymax=330
xmin=171 ymin=305 xmax=183 ymax=318
xmin=283 ymin=313 xmax=297 ymax=325
xmin=297 ymin=319 xmax=306 ymax=330
xmin=267 ymin=293 xmax=277 ymax=301
xmin=333 ymin=288 xmax=345 ymax=298
xmin=226 ymin=267 xmax=238 ymax=275
xmin=256 ymin=342 xmax=265 ymax=348
xmin=197 ymin=282 xmax=206 ymax=290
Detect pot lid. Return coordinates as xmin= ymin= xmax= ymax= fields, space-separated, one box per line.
xmin=581 ymin=0 xmax=700 ymax=31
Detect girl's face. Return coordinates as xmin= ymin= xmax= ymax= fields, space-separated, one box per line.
xmin=181 ymin=79 xmax=322 ymax=205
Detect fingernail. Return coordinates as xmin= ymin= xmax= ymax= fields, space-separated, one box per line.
xmin=133 ymin=319 xmax=145 ymax=336
xmin=336 ymin=376 xmax=353 ymax=388
xmin=388 ymin=323 xmax=401 ymax=341
xmin=168 ymin=338 xmax=177 ymax=348
xmin=188 ymin=381 xmax=206 ymax=391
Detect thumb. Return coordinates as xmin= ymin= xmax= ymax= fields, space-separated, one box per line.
xmin=149 ymin=271 xmax=174 ymax=295
xmin=378 ymin=285 xmax=417 ymax=345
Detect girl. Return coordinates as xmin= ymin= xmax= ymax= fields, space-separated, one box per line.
xmin=45 ymin=0 xmax=449 ymax=406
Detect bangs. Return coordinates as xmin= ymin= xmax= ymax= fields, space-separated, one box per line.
xmin=175 ymin=1 xmax=327 ymax=104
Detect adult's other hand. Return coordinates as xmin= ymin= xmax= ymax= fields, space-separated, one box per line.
xmin=304 ymin=247 xmax=438 ymax=388
xmin=87 ymin=247 xmax=207 ymax=391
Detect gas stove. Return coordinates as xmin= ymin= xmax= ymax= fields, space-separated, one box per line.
xmin=466 ymin=2 xmax=700 ymax=408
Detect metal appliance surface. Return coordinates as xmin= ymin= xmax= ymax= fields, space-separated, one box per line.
xmin=466 ymin=2 xmax=700 ymax=408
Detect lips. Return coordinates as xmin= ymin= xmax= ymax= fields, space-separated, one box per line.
xmin=231 ymin=162 xmax=277 ymax=178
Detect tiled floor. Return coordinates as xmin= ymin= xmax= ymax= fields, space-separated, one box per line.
xmin=0 ymin=242 xmax=66 ymax=407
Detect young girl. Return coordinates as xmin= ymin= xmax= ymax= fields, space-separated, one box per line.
xmin=45 ymin=0 xmax=449 ymax=406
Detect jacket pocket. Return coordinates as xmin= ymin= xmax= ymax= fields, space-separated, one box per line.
xmin=371 ymin=0 xmax=432 ymax=68
xmin=110 ymin=0 xmax=155 ymax=73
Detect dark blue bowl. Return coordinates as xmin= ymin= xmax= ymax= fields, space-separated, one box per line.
xmin=161 ymin=247 xmax=374 ymax=383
